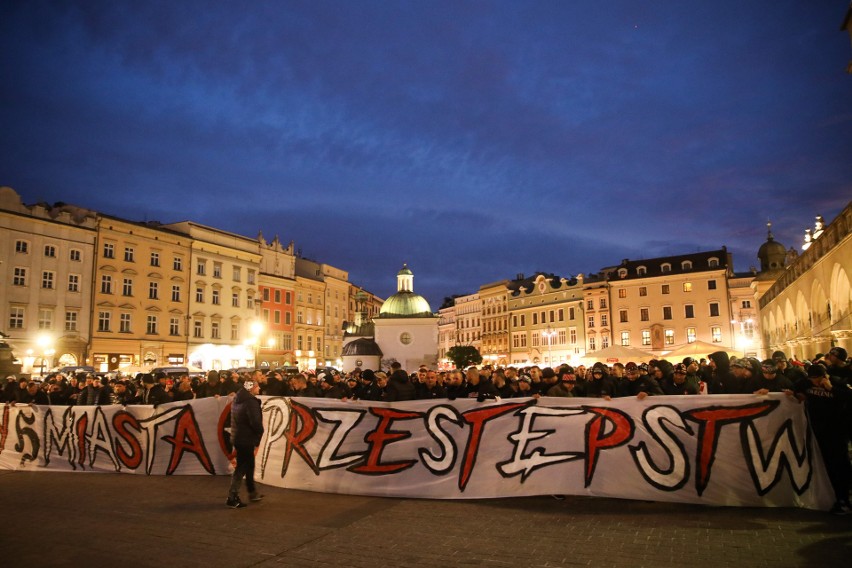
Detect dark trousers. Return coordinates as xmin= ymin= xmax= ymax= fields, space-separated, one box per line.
xmin=228 ymin=444 xmax=256 ymax=496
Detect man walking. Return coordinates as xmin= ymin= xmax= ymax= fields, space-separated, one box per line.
xmin=227 ymin=379 xmax=264 ymax=509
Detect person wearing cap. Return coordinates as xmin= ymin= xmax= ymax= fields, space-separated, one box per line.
xmin=620 ymin=361 xmax=664 ymax=400
xmin=546 ymin=367 xmax=577 ymax=398
xmin=793 ymin=364 xmax=851 ymax=515
xmin=825 ymin=347 xmax=850 ymax=382
xmin=660 ymin=363 xmax=700 ymax=395
xmin=772 ymin=351 xmax=807 ymax=383
xmin=746 ymin=360 xmax=795 ymax=395
xmin=133 ymin=373 xmax=170 ymax=406
xmin=585 ymin=364 xmax=617 ymax=400
xmin=226 ymin=379 xmax=264 ymax=509
xmin=77 ymin=375 xmax=112 ymax=406
xmin=511 ymin=373 xmax=537 ymax=398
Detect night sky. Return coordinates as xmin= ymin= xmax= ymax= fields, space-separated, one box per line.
xmin=2 ymin=1 xmax=850 ymax=306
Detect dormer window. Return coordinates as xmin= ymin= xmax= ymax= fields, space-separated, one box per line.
xmin=708 ymin=257 xmax=719 ymax=268
xmin=681 ymin=260 xmax=693 ymax=270
xmin=618 ymin=268 xmax=627 ymax=278
xmin=637 ymin=266 xmax=647 ymax=276
xmin=661 ymin=263 xmax=671 ymax=273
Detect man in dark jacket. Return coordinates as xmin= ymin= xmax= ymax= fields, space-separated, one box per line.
xmin=384 ymin=369 xmax=417 ymax=402
xmin=227 ymin=380 xmax=264 ymax=509
xmin=134 ymin=374 xmax=170 ymax=406
xmin=77 ymin=376 xmax=112 ymax=406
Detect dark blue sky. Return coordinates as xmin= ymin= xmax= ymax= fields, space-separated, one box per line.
xmin=2 ymin=1 xmax=850 ymax=305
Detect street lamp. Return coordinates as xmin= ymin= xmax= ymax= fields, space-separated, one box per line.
xmin=249 ymin=321 xmax=264 ymax=369
xmin=542 ymin=326 xmax=556 ymax=366
xmin=730 ymin=318 xmax=754 ymax=357
xmin=36 ymin=334 xmax=53 ymax=378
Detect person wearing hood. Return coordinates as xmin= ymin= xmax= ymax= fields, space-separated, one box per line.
xmin=227 ymin=379 xmax=264 ymax=509
xmin=585 ymin=364 xmax=617 ymax=400
xmin=747 ymin=360 xmax=795 ymax=394
xmin=620 ymin=361 xmax=664 ymax=399
xmin=705 ymin=351 xmax=744 ymax=394
xmin=384 ymin=369 xmax=417 ymax=402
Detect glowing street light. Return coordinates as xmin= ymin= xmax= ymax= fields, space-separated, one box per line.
xmin=542 ymin=325 xmax=556 ymax=366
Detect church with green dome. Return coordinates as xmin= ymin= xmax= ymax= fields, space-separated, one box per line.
xmin=341 ymin=264 xmax=438 ymax=372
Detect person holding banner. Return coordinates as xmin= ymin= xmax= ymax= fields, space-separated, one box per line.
xmin=227 ymin=379 xmax=264 ymax=509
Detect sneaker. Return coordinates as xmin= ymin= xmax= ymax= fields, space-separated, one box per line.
xmin=829 ymin=501 xmax=850 ymax=516
xmin=226 ymin=496 xmax=247 ymax=509
xmin=249 ymin=492 xmax=264 ymax=502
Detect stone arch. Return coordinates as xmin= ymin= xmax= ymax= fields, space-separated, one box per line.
xmin=829 ymin=262 xmax=851 ymax=328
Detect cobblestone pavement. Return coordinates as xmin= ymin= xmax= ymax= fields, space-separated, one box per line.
xmin=0 ymin=471 xmax=849 ymax=568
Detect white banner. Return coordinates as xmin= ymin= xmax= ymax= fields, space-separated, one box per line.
xmin=0 ymin=394 xmax=834 ymax=510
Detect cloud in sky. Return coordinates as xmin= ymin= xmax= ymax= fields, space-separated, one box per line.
xmin=1 ymin=1 xmax=850 ymax=304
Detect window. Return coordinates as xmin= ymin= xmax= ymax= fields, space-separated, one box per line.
xmin=213 ymin=262 xmax=222 ymax=278
xmin=558 ymin=330 xmax=566 ymax=344
xmin=197 ymin=260 xmax=206 ymax=276
xmin=708 ymin=280 xmax=717 ymax=290
xmin=297 ymin=310 xmax=304 ymax=324
xmin=150 ymin=252 xmax=160 ymax=267
xmin=642 ymin=330 xmax=651 ymax=346
xmin=711 ymin=326 xmax=722 ymax=343
xmin=211 ymin=321 xmax=220 ymax=339
xmin=13 ymin=267 xmax=27 ymax=286
xmin=600 ymin=314 xmax=608 ymax=327
xmin=123 ymin=278 xmax=133 ymax=296
xmin=741 ymin=300 xmax=751 ymax=308
xmin=285 ymin=291 xmax=291 ymax=304
xmin=44 ymin=245 xmax=56 ymax=258
xmin=41 ymin=271 xmax=54 ymax=289
xmin=68 ymin=274 xmax=80 ymax=292
xmin=663 ymin=306 xmax=672 ymax=320
xmin=685 ymin=305 xmax=694 ymax=318
xmin=101 ymin=275 xmax=113 ymax=294
xmin=637 ymin=266 xmax=647 ymax=276
xmin=619 ymin=310 xmax=628 ymax=323
xmin=708 ymin=258 xmax=719 ymax=268
xmin=170 ymin=318 xmax=180 ymax=336
xmin=70 ymin=249 xmax=81 ymax=262
xmin=533 ymin=313 xmax=538 ymax=325
xmin=587 ymin=300 xmax=594 ymax=310
xmin=98 ymin=311 xmax=111 ymax=332
xmin=233 ymin=266 xmax=241 ymax=281
xmin=599 ymin=298 xmax=607 ymax=309
xmin=665 ymin=329 xmax=674 ymax=344
xmin=248 ymin=270 xmax=256 ymax=285
xmin=263 ymin=309 xmax=270 ymax=322
xmin=171 ymin=285 xmax=180 ymax=302
xmin=618 ymin=289 xmax=627 ymax=299
xmin=172 ymin=256 xmax=181 ymax=271
xmin=274 ymin=311 xmax=281 ymax=324
xmin=661 ymin=263 xmax=671 ymax=273
xmin=618 ymin=268 xmax=627 ymax=278
xmin=570 ymin=328 xmax=577 ymax=344
xmin=38 ymin=309 xmax=53 ymax=330
xmin=520 ymin=314 xmax=525 ymax=326
xmin=589 ymin=337 xmax=596 ymax=351
xmin=120 ymin=313 xmax=131 ymax=333
xmin=103 ymin=243 xmax=115 ymax=258
xmin=146 ymin=315 xmax=158 ymax=335
xmin=640 ymin=308 xmax=649 ymax=322
xmin=639 ymin=287 xmax=647 ymax=297
xmin=212 ymin=289 xmax=220 ymax=305
xmin=148 ymin=282 xmax=159 ymax=300
xmin=196 ymin=287 xmax=204 ymax=303
xmin=9 ymin=307 xmax=24 ymax=329
xmin=231 ymin=323 xmax=239 ymax=341
xmin=588 ymin=315 xmax=595 ymax=328
xmin=602 ymin=336 xmax=609 ymax=348
xmin=263 ymin=288 xmax=270 ymax=302
xmin=682 ymin=261 xmax=693 ymax=270
xmin=532 ymin=334 xmax=540 ymax=348
xmin=124 ymin=247 xmax=135 ymax=262
xmin=549 ymin=310 xmax=555 ymax=323
xmin=661 ymin=284 xmax=670 ymax=295
xmin=558 ymin=308 xmax=564 ymax=321
xmin=297 ymin=335 xmax=303 ymax=350
xmin=709 ymin=303 xmax=720 ymax=317
xmin=285 ymin=312 xmax=291 ymax=325
xmin=193 ymin=320 xmax=203 ymax=338
xmin=232 ymin=292 xmax=239 ymax=307
xmin=683 ymin=282 xmax=692 ymax=292
xmin=15 ymin=240 xmax=28 ymax=254
xmin=65 ymin=311 xmax=78 ymax=332
xmin=569 ymin=307 xmax=575 ymax=320
xmin=621 ymin=331 xmax=630 ymax=346
xmin=274 ymin=290 xmax=281 ymax=303
xmin=743 ymin=321 xmax=755 ymax=338
xmin=687 ymin=327 xmax=696 ymax=343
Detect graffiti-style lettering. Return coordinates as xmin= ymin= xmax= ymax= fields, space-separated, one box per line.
xmin=113 ymin=411 xmax=143 ymax=470
xmin=584 ymin=406 xmax=634 ymax=488
xmin=684 ymin=401 xmax=775 ymax=495
xmin=88 ymin=407 xmax=120 ymax=471
xmin=349 ymin=407 xmax=422 ymax=475
xmin=743 ymin=416 xmax=812 ymax=496
xmin=315 ymin=407 xmax=368 ymax=470
xmin=498 ymin=405 xmax=586 ymax=481
xmin=458 ymin=402 xmax=528 ymax=491
xmin=281 ymin=399 xmax=319 ymax=476
xmin=419 ymin=405 xmax=463 ymax=475
xmin=630 ymin=405 xmax=693 ymax=491
xmin=161 ymin=405 xmax=215 ymax=475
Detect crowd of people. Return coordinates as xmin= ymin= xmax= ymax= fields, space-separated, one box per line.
xmin=2 ymin=346 xmax=850 ymax=514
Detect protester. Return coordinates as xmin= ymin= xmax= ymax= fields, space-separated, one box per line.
xmin=226 ymin=379 xmax=264 ymax=509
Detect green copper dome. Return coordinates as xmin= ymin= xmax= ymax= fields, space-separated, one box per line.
xmin=378 ymin=291 xmax=433 ymax=318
